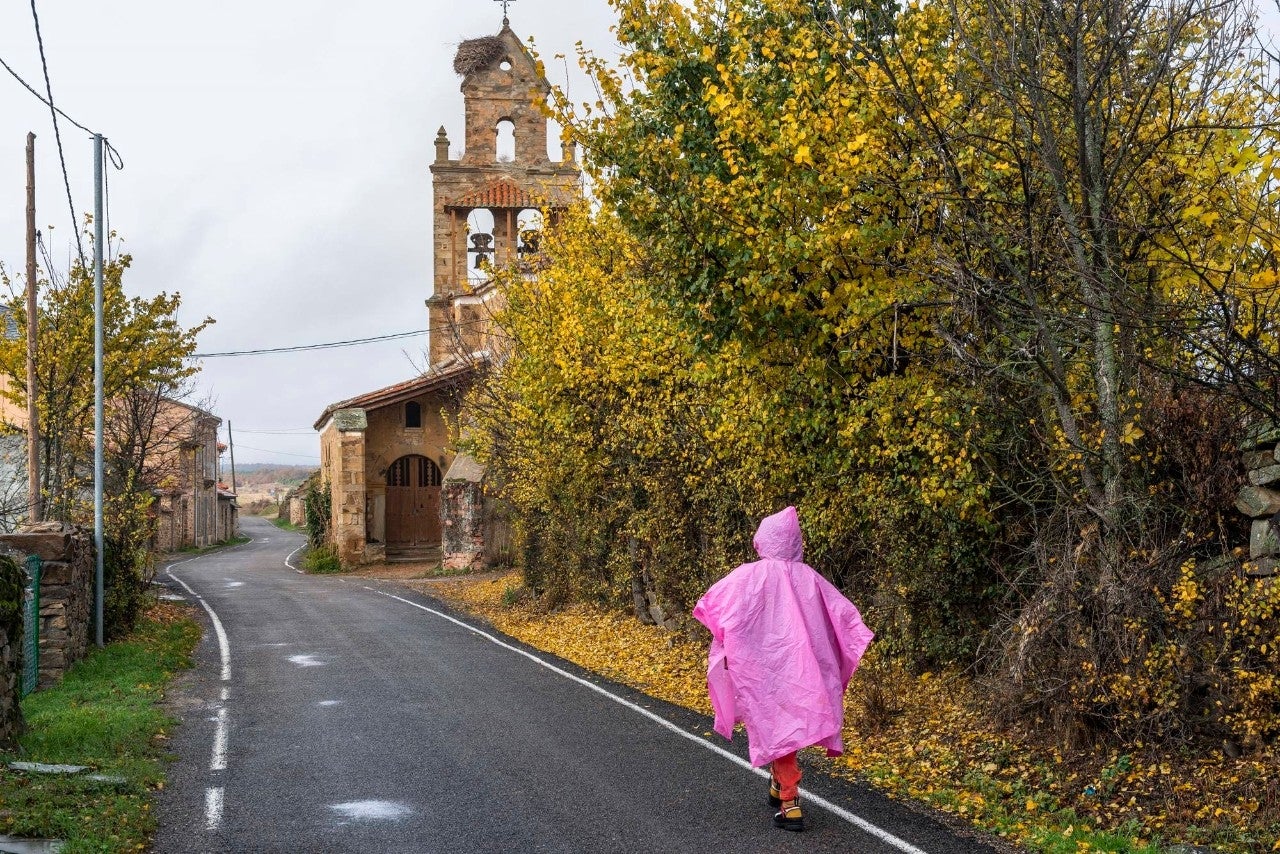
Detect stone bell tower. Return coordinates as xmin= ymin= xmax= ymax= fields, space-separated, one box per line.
xmin=426 ymin=22 xmax=580 ymax=367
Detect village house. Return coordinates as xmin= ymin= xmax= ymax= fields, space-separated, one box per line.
xmin=314 ymin=20 xmax=579 ymax=568
xmin=150 ymin=399 xmax=238 ymax=551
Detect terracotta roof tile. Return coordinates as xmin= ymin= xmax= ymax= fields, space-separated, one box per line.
xmin=446 ymin=179 xmax=570 ymax=211
xmin=312 ymin=359 xmax=481 ymax=431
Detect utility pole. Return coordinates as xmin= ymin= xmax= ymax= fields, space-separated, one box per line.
xmin=227 ymin=421 xmax=238 ymax=495
xmin=24 ymin=133 xmax=40 ymax=523
xmin=93 ymin=134 xmax=104 ymax=648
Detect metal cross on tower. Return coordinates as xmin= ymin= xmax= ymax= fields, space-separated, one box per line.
xmin=495 ymin=0 xmax=515 ymax=24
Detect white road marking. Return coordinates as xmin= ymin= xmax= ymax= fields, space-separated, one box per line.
xmin=287 ymin=654 xmax=324 ymax=667
xmin=167 ymin=570 xmax=231 ymax=683
xmin=210 ymin=707 xmax=229 ymax=771
xmin=205 ymin=786 xmax=224 ymax=830
xmin=165 ymin=553 xmax=238 ymax=835
xmin=317 ymin=700 xmax=342 ymax=707
xmin=369 ymin=587 xmax=930 ymax=854
xmin=329 ymin=800 xmax=411 ymax=820
xmin=224 ymin=581 xmax=244 ymax=588
xmin=285 ymin=543 xmax=305 ymax=574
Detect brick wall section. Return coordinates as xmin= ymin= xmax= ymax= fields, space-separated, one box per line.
xmin=0 ymin=522 xmax=92 ymax=689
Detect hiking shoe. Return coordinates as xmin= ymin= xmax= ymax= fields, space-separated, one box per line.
xmin=768 ymin=773 xmax=782 ymax=808
xmin=773 ymin=799 xmax=804 ymax=832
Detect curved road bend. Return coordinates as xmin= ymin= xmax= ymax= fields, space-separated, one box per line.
xmin=153 ymin=516 xmax=1005 ymax=854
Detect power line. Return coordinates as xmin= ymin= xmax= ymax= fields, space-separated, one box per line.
xmin=0 ymin=51 xmax=92 ymax=134
xmin=192 ymin=329 xmax=427 ymax=358
xmin=232 ymin=443 xmax=320 ymax=460
xmin=232 ymin=427 xmax=316 ymax=435
xmin=28 ymin=0 xmax=85 ymax=269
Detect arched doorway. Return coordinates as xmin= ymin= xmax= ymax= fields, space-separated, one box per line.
xmin=385 ymin=455 xmax=442 ymax=547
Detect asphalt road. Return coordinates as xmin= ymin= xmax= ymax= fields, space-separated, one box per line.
xmin=152 ymin=516 xmax=1008 ymax=854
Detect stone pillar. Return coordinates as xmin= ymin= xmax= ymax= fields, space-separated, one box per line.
xmin=330 ymin=409 xmax=368 ymax=567
xmin=442 ymin=454 xmax=486 ymax=571
xmin=0 ymin=522 xmax=93 ymax=688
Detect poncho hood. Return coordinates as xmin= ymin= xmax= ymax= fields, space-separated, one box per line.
xmin=692 ymin=507 xmax=874 ymax=767
xmin=752 ymin=505 xmax=804 ymax=562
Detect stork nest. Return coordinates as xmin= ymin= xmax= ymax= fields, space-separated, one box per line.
xmin=454 ymin=36 xmax=506 ymax=76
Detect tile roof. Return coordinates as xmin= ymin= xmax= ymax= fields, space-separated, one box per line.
xmin=312 ymin=358 xmax=481 ymax=431
xmin=445 ymin=179 xmax=570 ymax=211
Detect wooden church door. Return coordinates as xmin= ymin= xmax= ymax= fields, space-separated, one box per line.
xmin=385 ymin=455 xmax=442 ymax=546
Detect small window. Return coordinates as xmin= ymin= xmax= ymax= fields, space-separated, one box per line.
xmin=405 ymin=401 xmax=422 ymax=429
xmin=499 ymin=59 xmax=512 ymax=72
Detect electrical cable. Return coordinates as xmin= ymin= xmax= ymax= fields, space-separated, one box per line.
xmin=231 ymin=444 xmax=320 ymax=460
xmin=0 ymin=52 xmax=91 ymax=134
xmin=231 ymin=428 xmax=316 ymax=435
xmin=192 ymin=329 xmax=427 ymax=358
xmin=1 ymin=46 xmax=125 ymax=258
xmin=28 ymin=0 xmax=85 ymax=270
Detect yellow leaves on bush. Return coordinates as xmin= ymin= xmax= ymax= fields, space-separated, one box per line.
xmin=429 ymin=571 xmax=712 ymax=715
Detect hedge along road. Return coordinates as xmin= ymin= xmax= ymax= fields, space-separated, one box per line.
xmin=152 ymin=516 xmax=1004 ymax=854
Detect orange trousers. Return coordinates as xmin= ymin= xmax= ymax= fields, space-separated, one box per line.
xmin=771 ymin=752 xmax=802 ymax=801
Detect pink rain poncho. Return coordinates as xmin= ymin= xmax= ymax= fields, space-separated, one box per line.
xmin=692 ymin=506 xmax=874 ymax=767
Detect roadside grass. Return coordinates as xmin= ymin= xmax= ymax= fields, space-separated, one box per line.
xmin=302 ymin=543 xmax=343 ymax=574
xmin=176 ymin=534 xmax=251 ymax=556
xmin=427 ymin=570 xmax=1280 ymax=854
xmin=0 ymin=602 xmax=200 ymax=853
xmin=271 ymin=517 xmax=303 ymax=533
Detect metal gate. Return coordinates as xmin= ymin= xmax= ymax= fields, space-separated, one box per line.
xmin=21 ymin=554 xmax=40 ymax=697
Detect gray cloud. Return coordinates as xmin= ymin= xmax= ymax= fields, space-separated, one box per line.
xmin=0 ymin=0 xmax=620 ymax=463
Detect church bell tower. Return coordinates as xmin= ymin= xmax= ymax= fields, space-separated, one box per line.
xmin=426 ymin=21 xmax=580 ymax=366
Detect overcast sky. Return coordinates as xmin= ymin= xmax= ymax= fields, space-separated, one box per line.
xmin=0 ymin=0 xmax=621 ymax=466
xmin=3 ymin=2 xmax=1279 ymax=469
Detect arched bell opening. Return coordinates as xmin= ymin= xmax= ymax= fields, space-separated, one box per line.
xmin=466 ymin=208 xmax=496 ymax=283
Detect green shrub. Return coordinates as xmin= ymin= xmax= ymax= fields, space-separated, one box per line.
xmin=303 ymin=480 xmax=331 ymax=550
xmin=302 ymin=544 xmax=342 ymax=574
xmin=103 ymin=537 xmax=154 ymax=642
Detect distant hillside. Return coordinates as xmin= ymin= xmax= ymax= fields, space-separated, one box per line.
xmin=233 ymin=464 xmax=316 ymax=489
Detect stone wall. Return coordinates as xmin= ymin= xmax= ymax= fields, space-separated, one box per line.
xmin=0 ymin=522 xmax=92 ymax=689
xmin=0 ymin=622 xmax=19 ymax=748
xmin=1237 ymin=423 xmax=1280 ymax=576
xmin=289 ymin=495 xmax=307 ymax=527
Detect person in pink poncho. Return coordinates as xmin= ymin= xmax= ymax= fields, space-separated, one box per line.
xmin=692 ymin=506 xmax=874 ymax=833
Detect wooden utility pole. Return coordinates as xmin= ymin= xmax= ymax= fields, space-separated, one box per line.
xmin=25 ymin=133 xmax=41 ymax=523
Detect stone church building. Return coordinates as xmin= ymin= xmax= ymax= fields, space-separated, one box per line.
xmin=314 ymin=21 xmax=579 ymax=568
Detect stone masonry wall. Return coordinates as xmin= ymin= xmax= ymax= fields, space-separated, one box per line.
xmin=320 ymin=410 xmax=369 ymax=566
xmin=442 ymin=478 xmax=485 ymax=571
xmin=1238 ymin=423 xmax=1280 ymax=576
xmin=0 ymin=522 xmax=92 ymax=689
xmin=0 ymin=622 xmax=19 ymax=748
